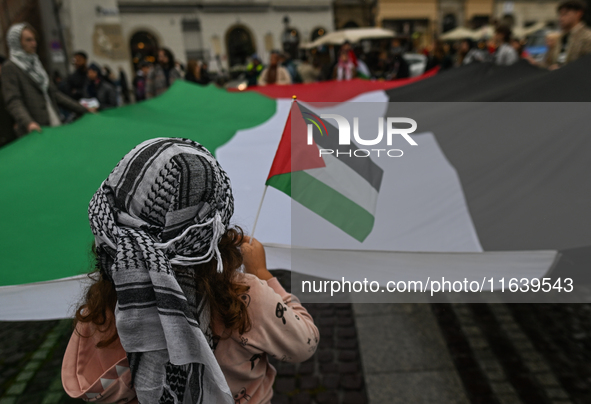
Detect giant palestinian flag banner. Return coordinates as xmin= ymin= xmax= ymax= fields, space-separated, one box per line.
xmin=2 ymin=57 xmax=591 ymax=319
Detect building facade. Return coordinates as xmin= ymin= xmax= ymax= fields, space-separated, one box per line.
xmin=376 ymin=0 xmax=560 ymax=49
xmin=333 ymin=0 xmax=375 ymax=29
xmin=53 ymin=0 xmax=333 ymax=81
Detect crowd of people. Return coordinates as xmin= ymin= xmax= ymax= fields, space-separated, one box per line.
xmin=2 ymin=0 xmax=590 ymax=148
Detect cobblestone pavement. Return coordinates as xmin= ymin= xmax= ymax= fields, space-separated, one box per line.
xmin=0 ymin=280 xmax=589 ymax=404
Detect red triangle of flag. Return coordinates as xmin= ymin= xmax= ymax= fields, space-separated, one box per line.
xmin=266 ymin=101 xmax=326 ymax=181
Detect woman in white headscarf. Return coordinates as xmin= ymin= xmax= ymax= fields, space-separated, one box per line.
xmin=1 ymin=23 xmax=90 ymax=136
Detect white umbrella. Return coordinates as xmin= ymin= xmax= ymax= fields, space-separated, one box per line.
xmin=301 ymin=27 xmax=396 ymax=49
xmin=440 ymin=27 xmax=479 ymax=41
xmin=513 ymin=22 xmax=546 ymax=38
xmin=468 ymin=25 xmax=496 ymax=40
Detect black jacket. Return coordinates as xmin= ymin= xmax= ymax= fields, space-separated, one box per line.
xmin=83 ymin=78 xmax=118 ymax=110
xmin=0 ymin=79 xmax=17 ymax=147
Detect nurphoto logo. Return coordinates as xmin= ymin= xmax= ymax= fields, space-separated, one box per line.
xmin=305 ymin=113 xmax=418 ymax=158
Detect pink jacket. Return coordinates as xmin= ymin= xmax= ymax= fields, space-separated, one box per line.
xmin=213 ymin=274 xmax=319 ymax=404
xmin=62 ymin=275 xmax=318 ymax=404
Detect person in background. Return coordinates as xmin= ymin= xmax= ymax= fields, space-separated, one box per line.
xmin=185 ymin=60 xmax=211 ymax=85
xmin=528 ymin=32 xmax=562 ymax=68
xmin=545 ymin=0 xmax=591 ymax=69
xmin=388 ymin=42 xmax=410 ymax=79
xmin=146 ymin=47 xmax=181 ymax=98
xmin=494 ymin=25 xmax=519 ymax=65
xmin=297 ymin=54 xmax=319 ymax=83
xmin=1 ymin=23 xmax=89 ymax=136
xmin=0 ymin=55 xmax=17 ymax=148
xmin=335 ymin=48 xmax=356 ymax=81
xmin=246 ymin=54 xmax=263 ymax=86
xmin=118 ymin=67 xmax=131 ymax=104
xmin=426 ymin=41 xmax=454 ymax=72
xmin=83 ymin=63 xmax=117 ymax=110
xmin=185 ymin=59 xmax=199 ymax=83
xmin=258 ymin=50 xmax=292 ymax=86
xmin=52 ymin=70 xmax=62 ymax=87
xmin=511 ymin=38 xmax=526 ymax=58
xmin=63 ymin=51 xmax=88 ymax=101
xmin=458 ymin=39 xmax=488 ymax=65
xmin=102 ymin=65 xmax=116 ymax=85
xmin=175 ymin=60 xmax=185 ymax=78
xmin=133 ymin=61 xmax=151 ymax=102
xmin=198 ymin=61 xmax=211 ymax=85
xmin=280 ymin=52 xmax=300 ymax=83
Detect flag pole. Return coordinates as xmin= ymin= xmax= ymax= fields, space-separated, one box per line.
xmin=250 ymin=94 xmax=297 ymax=244
xmin=249 ymin=185 xmax=267 ymax=244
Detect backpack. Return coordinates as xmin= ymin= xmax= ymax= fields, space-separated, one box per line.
xmin=62 ymin=316 xmax=137 ymax=403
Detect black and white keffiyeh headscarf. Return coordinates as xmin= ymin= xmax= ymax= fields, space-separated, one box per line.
xmin=7 ymin=23 xmax=49 ymax=93
xmin=88 ymin=138 xmax=234 ymax=404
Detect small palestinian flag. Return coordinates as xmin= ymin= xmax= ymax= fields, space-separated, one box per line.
xmin=265 ymin=100 xmax=383 ymax=242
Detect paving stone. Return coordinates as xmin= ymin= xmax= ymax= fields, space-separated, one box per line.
xmin=319 ymin=309 xmax=335 ymax=317
xmin=323 ymin=374 xmax=341 ymax=389
xmin=6 ymin=381 xmax=27 ymax=395
xmin=546 ymin=388 xmax=569 ymax=400
xmin=365 ymin=371 xmax=468 ymax=404
xmin=299 ymin=376 xmax=319 ymax=390
xmin=298 ymin=361 xmax=314 ymax=375
xmin=490 ymin=382 xmax=515 ymax=395
xmin=536 ymin=372 xmax=561 ymax=387
xmin=315 ymin=391 xmax=338 ymax=404
xmin=3 ymin=353 xmax=25 ymax=365
xmin=354 ymin=308 xmax=453 ymax=374
xmin=336 ymin=327 xmax=356 ymax=339
xmin=275 ymin=378 xmax=296 ymax=394
xmin=336 ymin=317 xmax=353 ymax=326
xmin=272 ymin=394 xmax=290 ymax=404
xmin=317 ymin=350 xmax=334 ymax=363
xmin=496 ymin=394 xmax=524 ymax=404
xmin=318 ymin=327 xmax=334 ymax=338
xmin=338 ymin=363 xmax=358 ymax=374
xmin=277 ymin=363 xmax=297 ymax=376
xmin=335 ymin=339 xmax=357 ymax=349
xmin=320 ymin=363 xmax=339 ymax=374
xmin=291 ymin=391 xmax=311 ymax=404
xmin=318 ymin=317 xmax=336 ymax=327
xmin=338 ymin=350 xmax=358 ymax=362
xmin=340 ymin=375 xmax=364 ymax=391
xmin=342 ymin=391 xmax=368 ymax=404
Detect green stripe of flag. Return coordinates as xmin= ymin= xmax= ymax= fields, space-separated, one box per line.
xmin=0 ymin=82 xmax=276 ymax=286
xmin=267 ymin=171 xmax=375 ymax=242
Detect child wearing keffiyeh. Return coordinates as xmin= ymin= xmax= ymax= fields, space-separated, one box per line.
xmin=70 ymin=138 xmax=318 ymax=404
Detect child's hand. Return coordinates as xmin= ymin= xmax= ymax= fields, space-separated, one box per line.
xmin=240 ymin=236 xmax=273 ymax=280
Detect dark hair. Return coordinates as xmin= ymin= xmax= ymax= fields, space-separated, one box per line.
xmin=88 ymin=62 xmax=101 ymax=73
xmin=558 ymin=0 xmax=586 ymax=13
xmin=74 ymin=51 xmax=88 ymax=60
xmin=463 ymin=39 xmax=475 ymax=49
xmin=0 ymin=55 xmax=5 ymax=64
xmin=159 ymin=47 xmax=175 ymax=70
xmin=495 ymin=25 xmax=512 ymax=43
xmin=75 ymin=226 xmax=251 ymax=348
xmin=21 ymin=23 xmax=38 ymax=40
